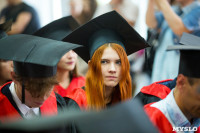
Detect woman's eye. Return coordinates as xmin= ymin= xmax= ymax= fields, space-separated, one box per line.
xmin=116 ymin=60 xmax=121 ymax=65
xmin=101 ymin=60 xmax=107 ymax=64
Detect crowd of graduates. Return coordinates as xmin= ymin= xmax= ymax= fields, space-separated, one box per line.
xmin=0 ymin=0 xmax=200 ymax=133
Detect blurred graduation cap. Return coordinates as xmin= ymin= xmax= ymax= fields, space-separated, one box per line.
xmin=0 ymin=34 xmax=81 ymax=78
xmin=33 ymin=15 xmax=79 ymax=40
xmin=0 ymin=99 xmax=158 ymax=133
xmin=63 ymin=11 xmax=150 ymax=62
xmin=0 ymin=19 xmax=12 ymax=39
xmin=167 ymin=32 xmax=200 ymax=78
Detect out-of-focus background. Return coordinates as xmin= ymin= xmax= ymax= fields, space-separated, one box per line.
xmin=1 ymin=0 xmax=199 ymax=96
xmin=0 ymin=0 xmax=150 ymax=95
xmin=0 ymin=0 xmax=148 ymax=38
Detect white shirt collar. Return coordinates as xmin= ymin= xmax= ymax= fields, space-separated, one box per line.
xmin=152 ymin=89 xmax=200 ymax=128
xmin=9 ymin=82 xmax=39 ymax=119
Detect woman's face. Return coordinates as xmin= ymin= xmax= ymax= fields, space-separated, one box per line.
xmin=57 ymin=50 xmax=77 ymax=71
xmin=101 ymin=47 xmax=122 ymax=88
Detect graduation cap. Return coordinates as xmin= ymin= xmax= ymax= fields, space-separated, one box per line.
xmin=0 ymin=19 xmax=12 ymax=39
xmin=63 ymin=11 xmax=150 ymax=62
xmin=33 ymin=16 xmax=79 ymax=40
xmin=167 ymin=32 xmax=200 ymax=78
xmin=0 ymin=99 xmax=158 ymax=133
xmin=0 ymin=34 xmax=81 ymax=78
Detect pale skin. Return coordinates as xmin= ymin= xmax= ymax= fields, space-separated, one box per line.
xmin=0 ymin=60 xmax=13 ymax=86
xmin=174 ymin=74 xmax=200 ymax=123
xmin=146 ymin=0 xmax=194 ymax=36
xmin=56 ymin=50 xmax=77 ymax=89
xmin=0 ymin=0 xmax=32 ymax=35
xmin=11 ymin=72 xmax=53 ymax=108
xmin=98 ymin=47 xmax=122 ymax=104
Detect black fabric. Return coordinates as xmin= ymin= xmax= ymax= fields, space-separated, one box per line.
xmin=55 ymin=93 xmax=67 ymax=111
xmin=0 ymin=34 xmax=81 ymax=67
xmin=167 ymin=33 xmax=200 ymax=78
xmin=0 ymin=2 xmax=40 ymax=34
xmin=14 ymin=61 xmax=57 ymax=78
xmin=33 ymin=16 xmax=79 ymax=41
xmin=63 ymin=11 xmax=150 ymax=62
xmin=135 ymin=78 xmax=177 ymax=106
xmin=158 ymin=78 xmax=177 ymax=90
xmin=64 ymin=97 xmax=80 ymax=110
xmin=178 ymin=50 xmax=200 ymax=78
xmin=56 ymin=94 xmax=79 ymax=133
xmin=0 ymin=34 xmax=81 ymax=78
xmin=134 ymin=92 xmax=162 ymax=106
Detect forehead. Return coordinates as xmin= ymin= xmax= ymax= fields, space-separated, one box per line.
xmin=101 ymin=47 xmax=120 ymax=59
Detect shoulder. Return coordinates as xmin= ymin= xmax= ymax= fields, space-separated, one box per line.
xmin=20 ymin=3 xmax=36 ymax=13
xmin=140 ymin=79 xmax=175 ymax=99
xmin=144 ymin=102 xmax=173 ymax=133
xmin=76 ymin=76 xmax=85 ymax=81
xmin=55 ymin=93 xmax=67 ymax=109
xmin=135 ymin=78 xmax=176 ymax=105
xmin=66 ymin=87 xmax=87 ymax=109
xmin=64 ymin=97 xmax=80 ymax=110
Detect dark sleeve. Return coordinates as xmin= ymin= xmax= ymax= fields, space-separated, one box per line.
xmin=55 ymin=93 xmax=80 ymax=133
xmin=134 ymin=92 xmax=161 ymax=106
xmin=64 ymin=97 xmax=81 ymax=110
xmin=55 ymin=93 xmax=67 ymax=112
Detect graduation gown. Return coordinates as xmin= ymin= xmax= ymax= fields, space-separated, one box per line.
xmin=53 ymin=76 xmax=87 ymax=109
xmin=0 ymin=82 xmax=66 ymax=123
xmin=135 ymin=78 xmax=176 ymax=105
xmin=144 ymin=103 xmax=200 ymax=133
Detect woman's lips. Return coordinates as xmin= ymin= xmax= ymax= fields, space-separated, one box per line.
xmin=66 ymin=61 xmax=74 ymax=65
xmin=106 ymin=76 xmax=117 ymax=79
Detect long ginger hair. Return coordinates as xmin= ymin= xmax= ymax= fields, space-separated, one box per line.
xmin=86 ymin=43 xmax=132 ymax=110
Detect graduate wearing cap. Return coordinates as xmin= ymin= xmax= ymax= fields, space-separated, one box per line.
xmin=0 ymin=20 xmax=13 ymax=87
xmin=143 ymin=33 xmax=200 ymax=132
xmin=33 ymin=16 xmax=87 ymax=109
xmin=63 ymin=11 xmax=150 ymax=110
xmin=0 ymin=34 xmax=81 ymax=123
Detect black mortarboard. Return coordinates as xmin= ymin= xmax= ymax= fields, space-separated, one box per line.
xmin=0 ymin=34 xmax=81 ymax=78
xmin=33 ymin=16 xmax=79 ymax=41
xmin=0 ymin=99 xmax=158 ymax=133
xmin=63 ymin=11 xmax=150 ymax=62
xmin=167 ymin=33 xmax=200 ymax=78
xmin=0 ymin=20 xmax=12 ymax=39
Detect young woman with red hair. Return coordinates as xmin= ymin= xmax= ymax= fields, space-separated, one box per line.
xmin=64 ymin=11 xmax=149 ymax=110
xmin=86 ymin=43 xmax=132 ymax=110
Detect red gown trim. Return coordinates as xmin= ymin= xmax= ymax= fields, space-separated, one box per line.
xmin=141 ymin=79 xmax=173 ymax=99
xmin=54 ymin=76 xmax=87 ymax=109
xmin=0 ymin=82 xmax=58 ymax=123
